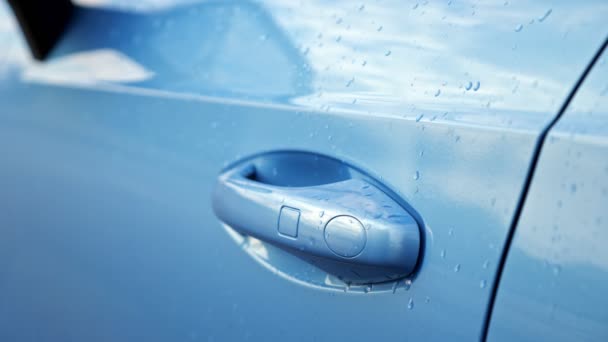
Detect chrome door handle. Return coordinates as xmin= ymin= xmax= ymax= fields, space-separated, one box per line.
xmin=212 ymin=152 xmax=420 ymax=284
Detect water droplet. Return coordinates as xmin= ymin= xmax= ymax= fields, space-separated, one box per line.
xmin=359 ymin=4 xmax=365 ymax=11
xmin=454 ymin=264 xmax=461 ymax=272
xmin=392 ymin=281 xmax=398 ymax=294
xmin=539 ymin=9 xmax=552 ymax=22
xmin=514 ymin=24 xmax=524 ymax=32
xmin=413 ymin=170 xmax=420 ymax=180
xmin=372 ymin=212 xmax=382 ymax=219
xmin=319 ymin=211 xmax=325 ymax=218
xmin=434 ymin=89 xmax=441 ymax=97
xmin=336 ymin=35 xmax=342 ymax=42
xmin=364 ymin=284 xmax=372 ymax=293
xmin=404 ymin=278 xmax=412 ymax=290
xmin=480 ymin=280 xmax=487 ymax=288
xmin=440 ymin=249 xmax=446 ymax=259
xmin=377 ymin=25 xmax=383 ymax=32
xmin=352 ymin=98 xmax=357 ymax=104
xmin=448 ymin=228 xmax=454 ymax=236
xmin=473 ymin=81 xmax=481 ymax=91
xmin=412 ymin=3 xmax=419 ymax=10
xmin=416 ymin=113 xmax=424 ymax=122
xmin=419 ymin=150 xmax=424 ymax=157
xmin=483 ymin=260 xmax=490 ymax=269
xmin=465 ymin=81 xmax=473 ymax=91
xmin=425 ymin=296 xmax=431 ymax=303
xmin=552 ymin=265 xmax=561 ymax=275
xmin=408 ymin=298 xmax=415 ymax=310
xmin=346 ymin=77 xmax=355 ymax=87
xmin=336 ymin=18 xmax=343 ymax=24
xmin=570 ymin=183 xmax=577 ymax=193
xmin=210 ymin=121 xmax=219 ymax=129
xmin=385 ymin=50 xmax=392 ymax=56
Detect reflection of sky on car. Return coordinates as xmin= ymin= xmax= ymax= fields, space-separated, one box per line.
xmin=1 ymin=0 xmax=608 ymax=128
xmin=1 ymin=0 xmax=607 ymax=129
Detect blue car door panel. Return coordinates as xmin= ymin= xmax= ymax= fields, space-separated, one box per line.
xmin=0 ymin=1 xmax=607 ymax=341
xmin=488 ymin=42 xmax=608 ymax=342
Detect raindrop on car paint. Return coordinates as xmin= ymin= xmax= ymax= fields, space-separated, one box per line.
xmin=336 ymin=35 xmax=342 ymax=42
xmin=359 ymin=4 xmax=365 ymax=11
xmin=514 ymin=24 xmax=524 ymax=32
xmin=440 ymin=249 xmax=446 ymax=259
xmin=539 ymin=9 xmax=552 ymax=22
xmin=483 ymin=260 xmax=490 ymax=269
xmin=404 ymin=278 xmax=412 ymax=290
xmin=392 ymin=281 xmax=399 ymax=294
xmin=434 ymin=89 xmax=441 ymax=97
xmin=552 ymin=265 xmax=561 ymax=275
xmin=413 ymin=171 xmax=420 ymax=180
xmin=473 ymin=81 xmax=480 ymax=91
xmin=361 ymin=60 xmax=367 ymax=66
xmin=408 ymin=298 xmax=415 ymax=310
xmin=480 ymin=280 xmax=487 ymax=288
xmin=416 ymin=113 xmax=424 ymax=122
xmin=454 ymin=264 xmax=461 ymax=272
xmin=385 ymin=50 xmax=392 ymax=56
xmin=465 ymin=81 xmax=473 ymax=91
xmin=346 ymin=77 xmax=355 ymax=87
xmin=448 ymin=228 xmax=454 ymax=236
xmin=412 ymin=3 xmax=419 ymax=10
xmin=377 ymin=25 xmax=383 ymax=32
xmin=425 ymin=296 xmax=431 ymax=303
xmin=319 ymin=211 xmax=325 ymax=218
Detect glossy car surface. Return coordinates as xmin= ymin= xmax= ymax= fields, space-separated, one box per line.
xmin=0 ymin=1 xmax=606 ymax=341
xmin=488 ymin=45 xmax=608 ymax=342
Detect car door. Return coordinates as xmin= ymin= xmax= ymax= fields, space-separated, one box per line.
xmin=487 ymin=39 xmax=608 ymax=341
xmin=0 ymin=1 xmax=606 ymax=341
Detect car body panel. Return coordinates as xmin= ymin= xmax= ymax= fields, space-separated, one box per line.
xmin=488 ymin=45 xmax=608 ymax=342
xmin=0 ymin=1 xmax=607 ymax=341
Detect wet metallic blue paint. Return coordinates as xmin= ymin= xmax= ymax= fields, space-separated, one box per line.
xmin=488 ymin=45 xmax=608 ymax=342
xmin=0 ymin=0 xmax=606 ymax=340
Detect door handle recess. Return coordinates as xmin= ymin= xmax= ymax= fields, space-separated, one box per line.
xmin=212 ymin=152 xmax=420 ymax=284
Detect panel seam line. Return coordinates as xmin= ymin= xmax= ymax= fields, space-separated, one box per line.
xmin=481 ymin=36 xmax=608 ymax=341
